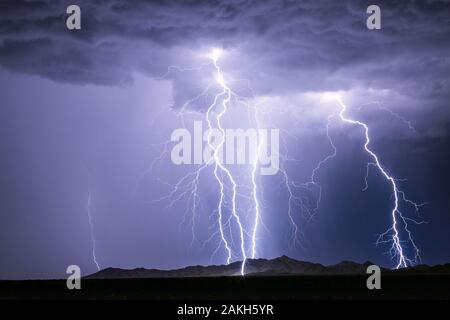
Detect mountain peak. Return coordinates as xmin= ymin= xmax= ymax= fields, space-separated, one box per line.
xmin=275 ymin=255 xmax=295 ymax=262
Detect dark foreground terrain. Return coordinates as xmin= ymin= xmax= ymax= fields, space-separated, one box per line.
xmin=1 ymin=274 xmax=449 ymax=300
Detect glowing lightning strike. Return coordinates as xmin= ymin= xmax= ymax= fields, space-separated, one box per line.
xmin=249 ymin=103 xmax=262 ymax=260
xmin=206 ymin=48 xmax=247 ymax=275
xmin=145 ymin=48 xmax=258 ymax=275
xmin=86 ymin=188 xmax=100 ymax=271
xmin=82 ymin=165 xmax=101 ymax=271
xmin=335 ymin=96 xmax=423 ymax=268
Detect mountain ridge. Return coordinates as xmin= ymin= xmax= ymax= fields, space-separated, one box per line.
xmin=85 ymin=256 xmax=450 ymax=279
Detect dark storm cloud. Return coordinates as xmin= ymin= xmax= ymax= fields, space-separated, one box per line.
xmin=0 ymin=0 xmax=449 ymax=110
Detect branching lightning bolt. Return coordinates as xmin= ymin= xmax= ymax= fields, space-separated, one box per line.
xmin=145 ymin=48 xmax=260 ymax=275
xmin=275 ymin=112 xmax=337 ymax=248
xmin=206 ymin=49 xmax=247 ymax=274
xmin=335 ymin=96 xmax=424 ymax=268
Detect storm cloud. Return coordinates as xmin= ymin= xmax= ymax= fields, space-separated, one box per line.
xmin=0 ymin=0 xmax=449 ymax=101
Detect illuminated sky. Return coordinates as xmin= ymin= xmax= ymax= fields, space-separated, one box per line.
xmin=0 ymin=0 xmax=449 ymax=279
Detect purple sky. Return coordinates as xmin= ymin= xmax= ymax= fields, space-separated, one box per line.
xmin=0 ymin=0 xmax=449 ymax=279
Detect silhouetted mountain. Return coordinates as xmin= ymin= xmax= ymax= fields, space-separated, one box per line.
xmin=392 ymin=263 xmax=450 ymax=274
xmin=85 ymin=256 xmax=450 ymax=279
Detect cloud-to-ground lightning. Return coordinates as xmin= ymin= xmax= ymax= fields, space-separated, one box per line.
xmin=85 ymin=171 xmax=100 ymax=271
xmin=146 ymin=48 xmax=258 ymax=275
xmin=206 ymin=48 xmax=247 ymax=274
xmin=87 ymin=191 xmax=100 ymax=271
xmin=335 ymin=96 xmax=424 ymax=268
xmin=250 ymin=133 xmax=262 ymax=260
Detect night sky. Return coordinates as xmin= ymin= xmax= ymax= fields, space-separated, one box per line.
xmin=0 ymin=0 xmax=449 ymax=279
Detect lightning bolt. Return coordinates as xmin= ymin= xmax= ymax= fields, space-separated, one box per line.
xmin=206 ymin=48 xmax=247 ymax=274
xmin=279 ymin=167 xmax=303 ymax=248
xmin=249 ymin=100 xmax=262 ymax=260
xmin=146 ymin=48 xmax=259 ymax=275
xmin=86 ymin=174 xmax=100 ymax=271
xmin=335 ymin=96 xmax=424 ymax=268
